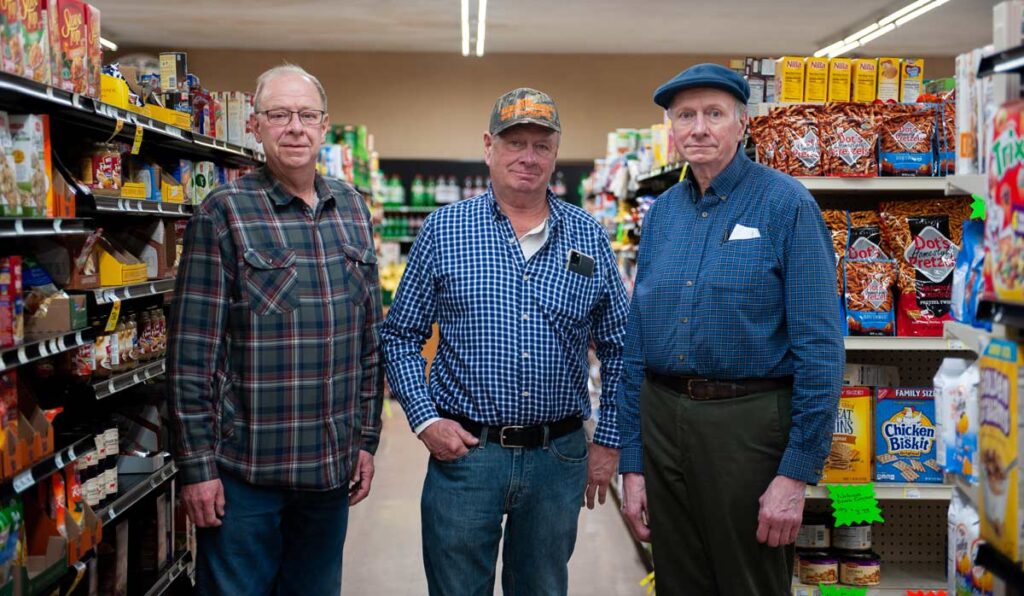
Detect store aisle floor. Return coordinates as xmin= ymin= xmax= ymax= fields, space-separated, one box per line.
xmin=341 ymin=402 xmax=650 ymax=595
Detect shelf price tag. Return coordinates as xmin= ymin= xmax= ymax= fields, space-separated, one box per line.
xmin=104 ymin=118 xmax=125 ymax=143
xmin=969 ymin=193 xmax=985 ymax=220
xmin=827 ymin=483 xmax=884 ymax=527
xmin=105 ymin=298 xmax=122 ymax=332
xmin=819 ymin=586 xmax=866 ymax=596
xmin=907 ymin=591 xmax=947 ymax=596
xmin=638 ymin=571 xmax=654 ymax=595
xmin=12 ymin=469 xmax=33 ymax=493
xmin=131 ymin=125 xmax=144 ymax=155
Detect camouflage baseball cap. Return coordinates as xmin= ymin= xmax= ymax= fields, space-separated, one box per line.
xmin=489 ymin=88 xmax=561 ymax=135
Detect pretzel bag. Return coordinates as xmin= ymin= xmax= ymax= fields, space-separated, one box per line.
xmin=844 ymin=211 xmax=896 ymax=336
xmin=772 ymin=105 xmax=822 ymax=176
xmin=822 ymin=104 xmax=879 ymax=177
xmin=879 ymin=106 xmax=936 ymax=176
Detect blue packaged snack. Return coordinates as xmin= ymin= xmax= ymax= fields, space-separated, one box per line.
xmin=952 ymin=220 xmax=992 ymax=331
xmin=844 ymin=211 xmax=896 ymax=336
xmin=879 ymin=105 xmax=937 ymax=177
xmin=875 ymin=387 xmax=942 ymax=483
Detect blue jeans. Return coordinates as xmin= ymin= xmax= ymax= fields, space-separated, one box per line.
xmin=195 ymin=471 xmax=350 ymax=596
xmin=421 ymin=426 xmax=589 ymax=596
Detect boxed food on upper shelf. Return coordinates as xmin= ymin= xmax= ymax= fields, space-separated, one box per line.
xmin=986 ymin=98 xmax=1024 ymax=306
xmin=803 ymin=57 xmax=828 ymax=104
xmin=10 ymin=113 xmax=53 ymax=217
xmin=876 ymin=58 xmax=901 ymax=102
xmin=875 ymin=387 xmax=942 ymax=483
xmin=1 ymin=0 xmax=22 ymax=77
xmin=852 ymin=59 xmax=877 ymax=103
xmin=900 ymin=59 xmax=925 ymax=103
xmin=84 ymin=3 xmax=98 ymax=97
xmin=47 ymin=0 xmax=88 ymax=94
xmin=979 ymin=339 xmax=1024 ymax=563
xmin=774 ymin=56 xmax=805 ymax=103
xmin=822 ymin=386 xmax=873 ymax=484
xmin=96 ymin=235 xmax=146 ymax=286
xmin=827 ymin=58 xmax=851 ymax=103
xmin=20 ymin=0 xmax=50 ymax=85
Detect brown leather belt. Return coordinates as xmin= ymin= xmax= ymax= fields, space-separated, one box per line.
xmin=438 ymin=410 xmax=582 ymax=448
xmin=647 ymin=372 xmax=793 ymax=401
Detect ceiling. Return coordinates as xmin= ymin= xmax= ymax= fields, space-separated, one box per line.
xmin=94 ymin=0 xmax=994 ymax=57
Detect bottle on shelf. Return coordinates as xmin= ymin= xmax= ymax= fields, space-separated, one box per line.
xmin=388 ymin=175 xmax=405 ymax=206
xmin=425 ymin=177 xmax=436 ymax=206
xmin=462 ymin=176 xmax=474 ymax=201
xmin=411 ymin=175 xmax=425 ymax=207
xmin=552 ymin=171 xmax=567 ymax=198
xmin=474 ymin=175 xmax=486 ymax=196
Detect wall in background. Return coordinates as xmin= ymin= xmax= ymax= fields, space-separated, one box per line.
xmin=117 ymin=48 xmax=955 ymax=161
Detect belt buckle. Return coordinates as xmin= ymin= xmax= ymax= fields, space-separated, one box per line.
xmin=686 ymin=378 xmax=711 ymax=400
xmin=499 ymin=425 xmax=526 ymax=448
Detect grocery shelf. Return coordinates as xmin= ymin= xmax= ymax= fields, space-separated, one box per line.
xmin=793 ymin=562 xmax=945 ymax=595
xmin=383 ymin=206 xmax=440 ymax=214
xmin=97 ymin=460 xmax=177 ymax=525
xmin=976 ymin=544 xmax=1024 ymax=589
xmin=978 ymin=43 xmax=1024 ymax=77
xmin=83 ymin=194 xmax=193 ymax=218
xmin=943 ymin=321 xmax=993 ymax=355
xmin=805 ymin=482 xmax=952 ymax=500
xmin=797 ymin=177 xmax=949 ymax=192
xmin=0 ymin=218 xmax=93 ymax=238
xmin=945 ymin=174 xmax=987 ymax=197
xmin=980 ymin=299 xmax=1024 ymax=331
xmin=92 ymin=359 xmax=166 ymax=401
xmin=951 ymin=474 xmax=979 ymax=508
xmin=382 ymin=236 xmax=418 ymax=243
xmin=0 ymin=435 xmax=94 ymax=500
xmin=0 ymin=328 xmax=94 ymax=374
xmin=143 ymin=550 xmax=192 ymax=596
xmin=636 ymin=162 xmax=684 ymax=184
xmin=83 ymin=279 xmax=176 ymax=306
xmin=844 ymin=336 xmax=973 ymax=351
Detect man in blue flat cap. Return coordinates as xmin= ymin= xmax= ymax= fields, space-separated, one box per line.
xmin=616 ymin=63 xmax=843 ymax=594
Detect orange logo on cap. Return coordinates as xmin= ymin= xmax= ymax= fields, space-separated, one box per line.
xmin=501 ymin=98 xmax=554 ymax=122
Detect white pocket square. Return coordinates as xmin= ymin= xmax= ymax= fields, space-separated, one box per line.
xmin=728 ymin=224 xmax=761 ymax=241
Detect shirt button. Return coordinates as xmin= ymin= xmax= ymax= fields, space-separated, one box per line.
xmin=678 ymin=354 xmax=686 ymax=362
xmin=701 ymin=212 xmax=708 ymax=218
xmin=508 ymin=237 xmax=516 ymax=244
xmin=523 ymin=274 xmax=530 ymax=281
xmin=522 ymin=391 xmax=530 ymax=397
xmin=522 ymin=352 xmax=530 ymax=359
xmin=679 ymin=317 xmax=689 ymax=323
xmin=522 ymin=314 xmax=529 ymax=321
xmin=686 ymin=280 xmax=693 ymax=287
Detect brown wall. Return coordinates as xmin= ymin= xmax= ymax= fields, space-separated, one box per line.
xmin=119 ymin=49 xmax=955 ymax=161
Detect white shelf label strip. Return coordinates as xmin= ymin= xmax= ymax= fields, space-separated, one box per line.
xmin=12 ymin=470 xmax=32 ymax=493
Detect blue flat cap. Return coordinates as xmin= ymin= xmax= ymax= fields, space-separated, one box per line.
xmin=653 ymin=63 xmax=750 ymax=109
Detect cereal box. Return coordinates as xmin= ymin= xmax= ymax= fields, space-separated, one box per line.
xmin=900 ymin=59 xmax=925 ymax=102
xmin=83 ymin=3 xmax=97 ymax=97
xmin=823 ymin=387 xmax=873 ymax=484
xmin=852 ymin=59 xmax=877 ymax=103
xmin=48 ymin=0 xmax=86 ymax=93
xmin=20 ymin=0 xmax=49 ymax=85
xmin=10 ymin=114 xmax=52 ymax=217
xmin=804 ymin=57 xmax=828 ymax=104
xmin=0 ymin=0 xmax=22 ymax=76
xmin=774 ymin=56 xmax=805 ymax=103
xmin=827 ymin=58 xmax=852 ymax=103
xmin=0 ymin=256 xmax=23 ymax=349
xmin=0 ymin=111 xmax=19 ymax=216
xmin=877 ymin=58 xmax=901 ymax=102
xmin=875 ymin=387 xmax=942 ymax=483
xmin=979 ymin=339 xmax=1024 ymax=562
xmin=986 ymin=100 xmax=1024 ymax=305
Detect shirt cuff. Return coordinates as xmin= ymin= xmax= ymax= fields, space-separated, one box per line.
xmin=414 ymin=417 xmax=441 ymax=435
xmin=361 ymin=429 xmax=381 ymax=455
xmin=778 ymin=446 xmax=825 ymax=484
xmin=176 ymin=452 xmax=220 ymax=485
xmin=618 ymin=444 xmax=644 ymax=475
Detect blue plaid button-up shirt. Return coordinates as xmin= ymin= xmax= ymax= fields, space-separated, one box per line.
xmin=382 ymin=188 xmax=629 ymax=447
xmin=617 ymin=151 xmax=844 ymax=482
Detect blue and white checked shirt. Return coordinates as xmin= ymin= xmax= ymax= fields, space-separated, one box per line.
xmin=617 ymin=151 xmax=844 ymax=482
xmin=382 ymin=188 xmax=629 ymax=448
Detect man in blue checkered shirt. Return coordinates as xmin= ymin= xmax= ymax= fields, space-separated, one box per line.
xmin=382 ymin=88 xmax=629 ymax=596
xmin=616 ymin=64 xmax=844 ymax=595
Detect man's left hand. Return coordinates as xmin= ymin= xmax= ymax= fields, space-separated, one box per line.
xmin=349 ymin=450 xmax=375 ymax=506
xmin=757 ymin=475 xmax=806 ymax=547
xmin=584 ymin=443 xmax=619 ymax=509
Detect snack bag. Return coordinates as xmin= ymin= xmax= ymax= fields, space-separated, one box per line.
xmin=822 ymin=103 xmax=880 ymax=177
xmin=879 ymin=105 xmax=937 ymax=176
xmin=770 ymin=104 xmax=822 ymax=176
xmin=844 ymin=211 xmax=896 ymax=336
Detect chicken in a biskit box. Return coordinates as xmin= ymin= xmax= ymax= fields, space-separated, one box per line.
xmin=875 ymin=387 xmax=942 ymax=483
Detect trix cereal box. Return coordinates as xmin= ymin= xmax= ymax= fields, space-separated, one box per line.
xmin=875 ymin=387 xmax=942 ymax=483
xmin=48 ymin=0 xmax=87 ymax=93
xmin=822 ymin=387 xmax=873 ymax=484
xmin=20 ymin=0 xmax=49 ymax=85
xmin=987 ymin=100 xmax=1024 ymax=305
xmin=979 ymin=339 xmax=1024 ymax=562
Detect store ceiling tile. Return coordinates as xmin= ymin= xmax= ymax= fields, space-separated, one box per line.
xmin=96 ymin=0 xmax=993 ymax=56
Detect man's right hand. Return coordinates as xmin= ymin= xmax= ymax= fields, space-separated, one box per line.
xmin=622 ymin=472 xmax=651 ymax=542
xmin=419 ymin=419 xmax=479 ymax=461
xmin=182 ymin=479 xmax=225 ymax=528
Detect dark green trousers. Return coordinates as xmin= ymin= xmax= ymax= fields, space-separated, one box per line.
xmin=641 ymin=377 xmax=796 ymax=596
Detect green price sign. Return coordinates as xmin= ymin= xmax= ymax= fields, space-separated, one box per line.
xmin=827 ymin=483 xmax=884 ymax=527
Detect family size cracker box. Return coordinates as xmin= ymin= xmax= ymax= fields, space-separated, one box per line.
xmin=822 ymin=386 xmax=873 ymax=484
xmin=979 ymin=339 xmax=1024 ymax=562
xmin=852 ymin=59 xmax=878 ymax=103
xmin=804 ymin=57 xmax=828 ymax=104
xmin=875 ymin=387 xmax=942 ymax=483
xmin=828 ymin=58 xmax=852 ymax=103
xmin=775 ymin=56 xmax=805 ymax=103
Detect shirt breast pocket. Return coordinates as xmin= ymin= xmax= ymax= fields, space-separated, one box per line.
xmin=709 ymin=237 xmax=777 ymax=298
xmin=554 ymin=271 xmax=600 ymax=326
xmin=341 ymin=244 xmax=377 ymax=305
xmin=243 ymin=247 xmax=300 ymax=315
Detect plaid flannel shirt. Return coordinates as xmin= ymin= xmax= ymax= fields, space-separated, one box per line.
xmin=167 ymin=167 xmax=384 ymax=490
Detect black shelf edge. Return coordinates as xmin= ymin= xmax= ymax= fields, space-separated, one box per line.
xmin=977 ymin=543 xmax=1024 ymax=588
xmin=980 ymin=299 xmax=1024 ymax=330
xmin=0 ymin=435 xmax=94 ymax=500
xmin=636 ymin=162 xmax=685 ymax=185
xmin=0 ymin=218 xmax=94 ymax=238
xmin=80 ymin=279 xmax=176 ymax=306
xmin=97 ymin=460 xmax=176 ymax=525
xmin=143 ymin=550 xmax=192 ymax=596
xmin=85 ymin=195 xmax=193 ymax=218
xmin=978 ymin=44 xmax=1024 ymax=78
xmin=0 ymin=328 xmax=94 ymax=374
xmin=92 ymin=359 xmax=166 ymax=400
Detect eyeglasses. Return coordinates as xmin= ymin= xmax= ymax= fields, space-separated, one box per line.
xmin=257 ymin=109 xmax=326 ymax=127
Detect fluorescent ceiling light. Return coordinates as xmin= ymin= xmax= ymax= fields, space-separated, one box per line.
xmin=829 ymin=40 xmax=861 ymax=58
xmin=814 ymin=40 xmax=846 ymax=58
xmin=461 ymin=0 xmax=469 ymax=56
xmin=858 ymin=22 xmax=896 ymax=45
xmin=879 ymin=0 xmax=933 ymax=25
xmin=99 ymin=37 xmax=117 ymax=52
xmin=843 ymin=23 xmax=880 ymax=44
xmin=894 ymin=0 xmax=949 ymax=27
xmin=475 ymin=0 xmax=487 ymax=57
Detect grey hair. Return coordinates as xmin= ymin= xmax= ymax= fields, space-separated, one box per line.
xmin=254 ymin=64 xmax=328 ymax=112
xmin=735 ymin=98 xmax=748 ymax=120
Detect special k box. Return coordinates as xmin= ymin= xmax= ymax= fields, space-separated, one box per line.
xmin=827 ymin=58 xmax=852 ymax=103
xmin=775 ymin=56 xmax=805 ymax=103
xmin=852 ymin=59 xmax=878 ymax=103
xmin=877 ymin=58 xmax=901 ymax=102
xmin=875 ymin=387 xmax=942 ymax=483
xmin=979 ymin=339 xmax=1024 ymax=562
xmin=804 ymin=57 xmax=829 ymax=104
xmin=900 ymin=59 xmax=925 ymax=102
xmin=822 ymin=386 xmax=873 ymax=484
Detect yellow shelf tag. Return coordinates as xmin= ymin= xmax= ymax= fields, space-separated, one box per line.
xmin=131 ymin=125 xmax=144 ymax=155
xmin=105 ymin=298 xmax=121 ymax=332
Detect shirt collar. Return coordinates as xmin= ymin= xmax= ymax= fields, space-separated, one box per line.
xmin=260 ymin=166 xmax=335 ymax=207
xmin=682 ymin=148 xmax=752 ymax=202
xmin=486 ymin=184 xmax=565 ymax=229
